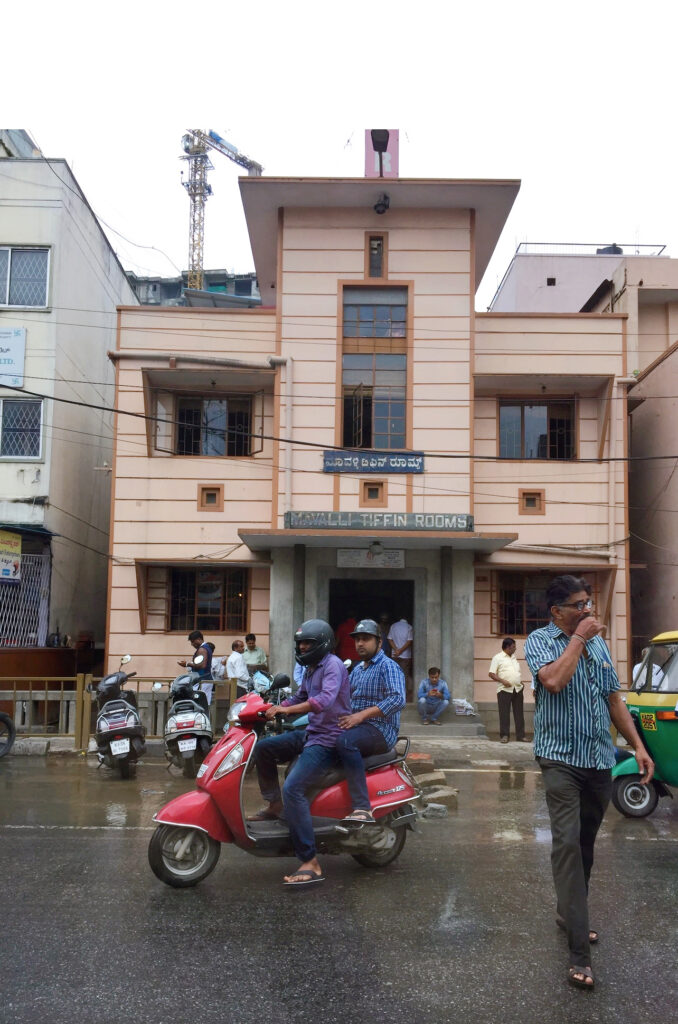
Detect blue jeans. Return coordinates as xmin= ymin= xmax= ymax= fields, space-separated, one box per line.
xmin=335 ymin=723 xmax=388 ymax=810
xmin=418 ymin=697 xmax=449 ymax=722
xmin=254 ymin=731 xmax=337 ymax=863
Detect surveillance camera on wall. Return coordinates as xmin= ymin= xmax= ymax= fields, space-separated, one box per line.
xmin=374 ymin=193 xmax=390 ymax=215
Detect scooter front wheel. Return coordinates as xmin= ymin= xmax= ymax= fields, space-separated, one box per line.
xmin=611 ymin=775 xmax=659 ymax=817
xmin=148 ymin=825 xmax=220 ymax=887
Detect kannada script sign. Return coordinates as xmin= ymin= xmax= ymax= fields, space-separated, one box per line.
xmin=285 ymin=511 xmax=474 ymax=532
xmin=0 ymin=529 xmax=21 ymax=580
xmin=337 ymin=548 xmax=405 ymax=569
xmin=323 ymin=451 xmax=424 ymax=473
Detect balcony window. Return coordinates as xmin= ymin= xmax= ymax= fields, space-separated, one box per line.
xmin=152 ymin=391 xmax=263 ymax=457
xmin=499 ymin=401 xmax=574 ymax=460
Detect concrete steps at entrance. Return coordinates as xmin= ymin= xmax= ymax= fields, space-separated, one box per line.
xmin=399 ymin=704 xmax=487 ymax=738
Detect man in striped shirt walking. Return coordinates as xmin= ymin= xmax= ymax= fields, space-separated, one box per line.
xmin=524 ymin=575 xmax=653 ymax=991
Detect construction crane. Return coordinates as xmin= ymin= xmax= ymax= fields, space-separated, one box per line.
xmin=181 ymin=129 xmax=263 ymax=291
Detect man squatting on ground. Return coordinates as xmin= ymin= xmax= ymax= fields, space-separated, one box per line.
xmin=335 ymin=618 xmax=406 ymax=823
xmin=524 ymin=574 xmax=653 ymax=991
xmin=249 ymin=619 xmax=350 ymax=886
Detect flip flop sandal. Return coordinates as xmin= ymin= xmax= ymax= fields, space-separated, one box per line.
xmin=246 ymin=807 xmax=281 ymax=822
xmin=283 ymin=869 xmax=325 ymax=886
xmin=556 ymin=916 xmax=599 ymax=944
xmin=341 ymin=810 xmax=378 ymax=825
xmin=568 ymin=966 xmax=594 ymax=990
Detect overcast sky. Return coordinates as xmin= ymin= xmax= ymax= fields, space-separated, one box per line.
xmin=8 ymin=0 xmax=678 ymax=309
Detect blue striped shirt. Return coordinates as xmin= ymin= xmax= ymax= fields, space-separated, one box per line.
xmin=349 ymin=649 xmax=406 ymax=749
xmin=524 ymin=621 xmax=620 ymax=769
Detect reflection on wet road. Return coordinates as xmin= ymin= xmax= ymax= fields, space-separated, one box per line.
xmin=2 ymin=756 xmax=676 ymax=1024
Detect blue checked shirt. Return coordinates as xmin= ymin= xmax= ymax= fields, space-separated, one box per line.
xmin=524 ymin=621 xmax=621 ymax=769
xmin=349 ymin=648 xmax=405 ymax=749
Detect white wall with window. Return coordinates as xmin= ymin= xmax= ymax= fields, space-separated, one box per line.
xmin=0 ymin=156 xmax=137 ymax=647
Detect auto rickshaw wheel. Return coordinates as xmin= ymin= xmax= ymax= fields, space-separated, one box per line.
xmin=611 ymin=774 xmax=659 ymax=817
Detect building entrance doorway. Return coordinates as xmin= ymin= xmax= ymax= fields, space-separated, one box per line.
xmin=328 ymin=576 xmax=414 ymax=658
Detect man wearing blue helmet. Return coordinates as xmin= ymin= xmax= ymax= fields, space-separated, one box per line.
xmin=248 ymin=618 xmax=350 ymax=886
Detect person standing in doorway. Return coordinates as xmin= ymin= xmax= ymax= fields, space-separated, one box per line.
xmin=524 ymin=574 xmax=653 ymax=990
xmin=489 ymin=638 xmax=527 ymax=743
xmin=388 ymin=615 xmax=413 ymax=698
xmin=335 ymin=611 xmax=358 ymax=665
xmin=378 ymin=613 xmax=392 ymax=658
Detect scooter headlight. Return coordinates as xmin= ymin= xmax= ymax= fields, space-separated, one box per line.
xmin=227 ymin=701 xmax=247 ymax=723
xmin=213 ymin=741 xmax=244 ymax=780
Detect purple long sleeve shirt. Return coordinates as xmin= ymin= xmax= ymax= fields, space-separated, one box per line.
xmin=281 ymin=652 xmax=351 ymax=747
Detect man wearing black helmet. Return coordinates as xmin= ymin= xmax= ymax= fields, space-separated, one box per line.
xmin=248 ymin=618 xmax=351 ymax=886
xmin=336 ymin=617 xmax=406 ymax=824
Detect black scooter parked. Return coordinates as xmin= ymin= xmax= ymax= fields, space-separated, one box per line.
xmin=155 ymin=671 xmax=213 ymax=778
xmin=89 ymin=655 xmax=146 ymax=778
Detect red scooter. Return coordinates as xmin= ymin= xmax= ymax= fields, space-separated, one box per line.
xmin=148 ymin=688 xmax=421 ymax=887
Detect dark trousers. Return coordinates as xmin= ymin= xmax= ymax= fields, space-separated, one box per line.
xmin=539 ymin=760 xmax=612 ymax=964
xmin=253 ymin=731 xmax=337 ymax=863
xmin=497 ymin=688 xmax=525 ymax=740
xmin=335 ymin=723 xmax=388 ymax=810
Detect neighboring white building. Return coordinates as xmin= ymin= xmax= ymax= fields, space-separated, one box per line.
xmin=0 ymin=145 xmax=137 ymax=647
xmin=489 ymin=242 xmax=665 ymax=313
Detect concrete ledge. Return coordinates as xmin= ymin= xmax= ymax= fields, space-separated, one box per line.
xmin=9 ymin=738 xmax=51 ymax=756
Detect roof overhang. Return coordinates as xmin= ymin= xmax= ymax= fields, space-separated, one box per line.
xmin=474 ymin=372 xmax=614 ymax=397
xmin=239 ymin=528 xmax=517 ymax=553
xmin=239 ymin=176 xmax=520 ymax=300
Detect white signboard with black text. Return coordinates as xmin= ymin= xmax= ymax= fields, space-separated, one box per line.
xmin=0 ymin=327 xmax=26 ymax=387
xmin=337 ymin=548 xmax=405 ymax=569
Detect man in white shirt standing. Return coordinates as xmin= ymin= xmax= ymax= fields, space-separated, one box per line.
xmin=489 ymin=637 xmax=528 ymax=743
xmin=226 ymin=640 xmax=251 ymax=695
xmin=388 ymin=616 xmax=413 ymax=699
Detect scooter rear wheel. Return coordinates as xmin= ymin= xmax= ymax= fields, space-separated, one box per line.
xmin=351 ymin=822 xmax=407 ymax=868
xmin=148 ymin=825 xmax=220 ymax=887
xmin=611 ymin=775 xmax=659 ymax=817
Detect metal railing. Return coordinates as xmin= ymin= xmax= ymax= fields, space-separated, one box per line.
xmin=0 ymin=675 xmax=240 ymax=749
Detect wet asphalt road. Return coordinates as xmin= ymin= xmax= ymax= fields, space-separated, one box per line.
xmin=1 ymin=754 xmax=677 ymax=1024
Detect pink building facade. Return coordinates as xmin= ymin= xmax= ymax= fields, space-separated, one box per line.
xmin=107 ymin=176 xmax=631 ymax=712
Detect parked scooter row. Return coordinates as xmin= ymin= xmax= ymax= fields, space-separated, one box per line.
xmin=88 ymin=655 xmax=146 ymax=779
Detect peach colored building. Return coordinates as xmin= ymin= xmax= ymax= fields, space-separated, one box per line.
xmin=106 ymin=177 xmax=631 ymax=716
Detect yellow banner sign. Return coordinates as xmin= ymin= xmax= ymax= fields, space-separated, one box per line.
xmin=0 ymin=530 xmax=21 ymax=581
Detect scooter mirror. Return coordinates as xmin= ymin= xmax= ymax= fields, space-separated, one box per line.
xmin=271 ymin=673 xmax=291 ymax=691
xmin=120 ymin=654 xmax=132 ymax=666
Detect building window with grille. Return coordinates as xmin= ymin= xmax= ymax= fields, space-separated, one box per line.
xmin=342 ymin=286 xmax=407 ymax=450
xmin=496 ymin=573 xmax=550 ymax=636
xmin=499 ymin=400 xmax=575 ymax=460
xmin=0 ymin=400 xmax=42 ymax=458
xmin=169 ymin=567 xmax=247 ymax=633
xmin=176 ymin=396 xmax=252 ymax=457
xmin=0 ymin=247 xmax=49 ymax=307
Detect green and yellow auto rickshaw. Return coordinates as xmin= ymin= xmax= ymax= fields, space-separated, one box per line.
xmin=612 ymin=630 xmax=678 ymax=817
